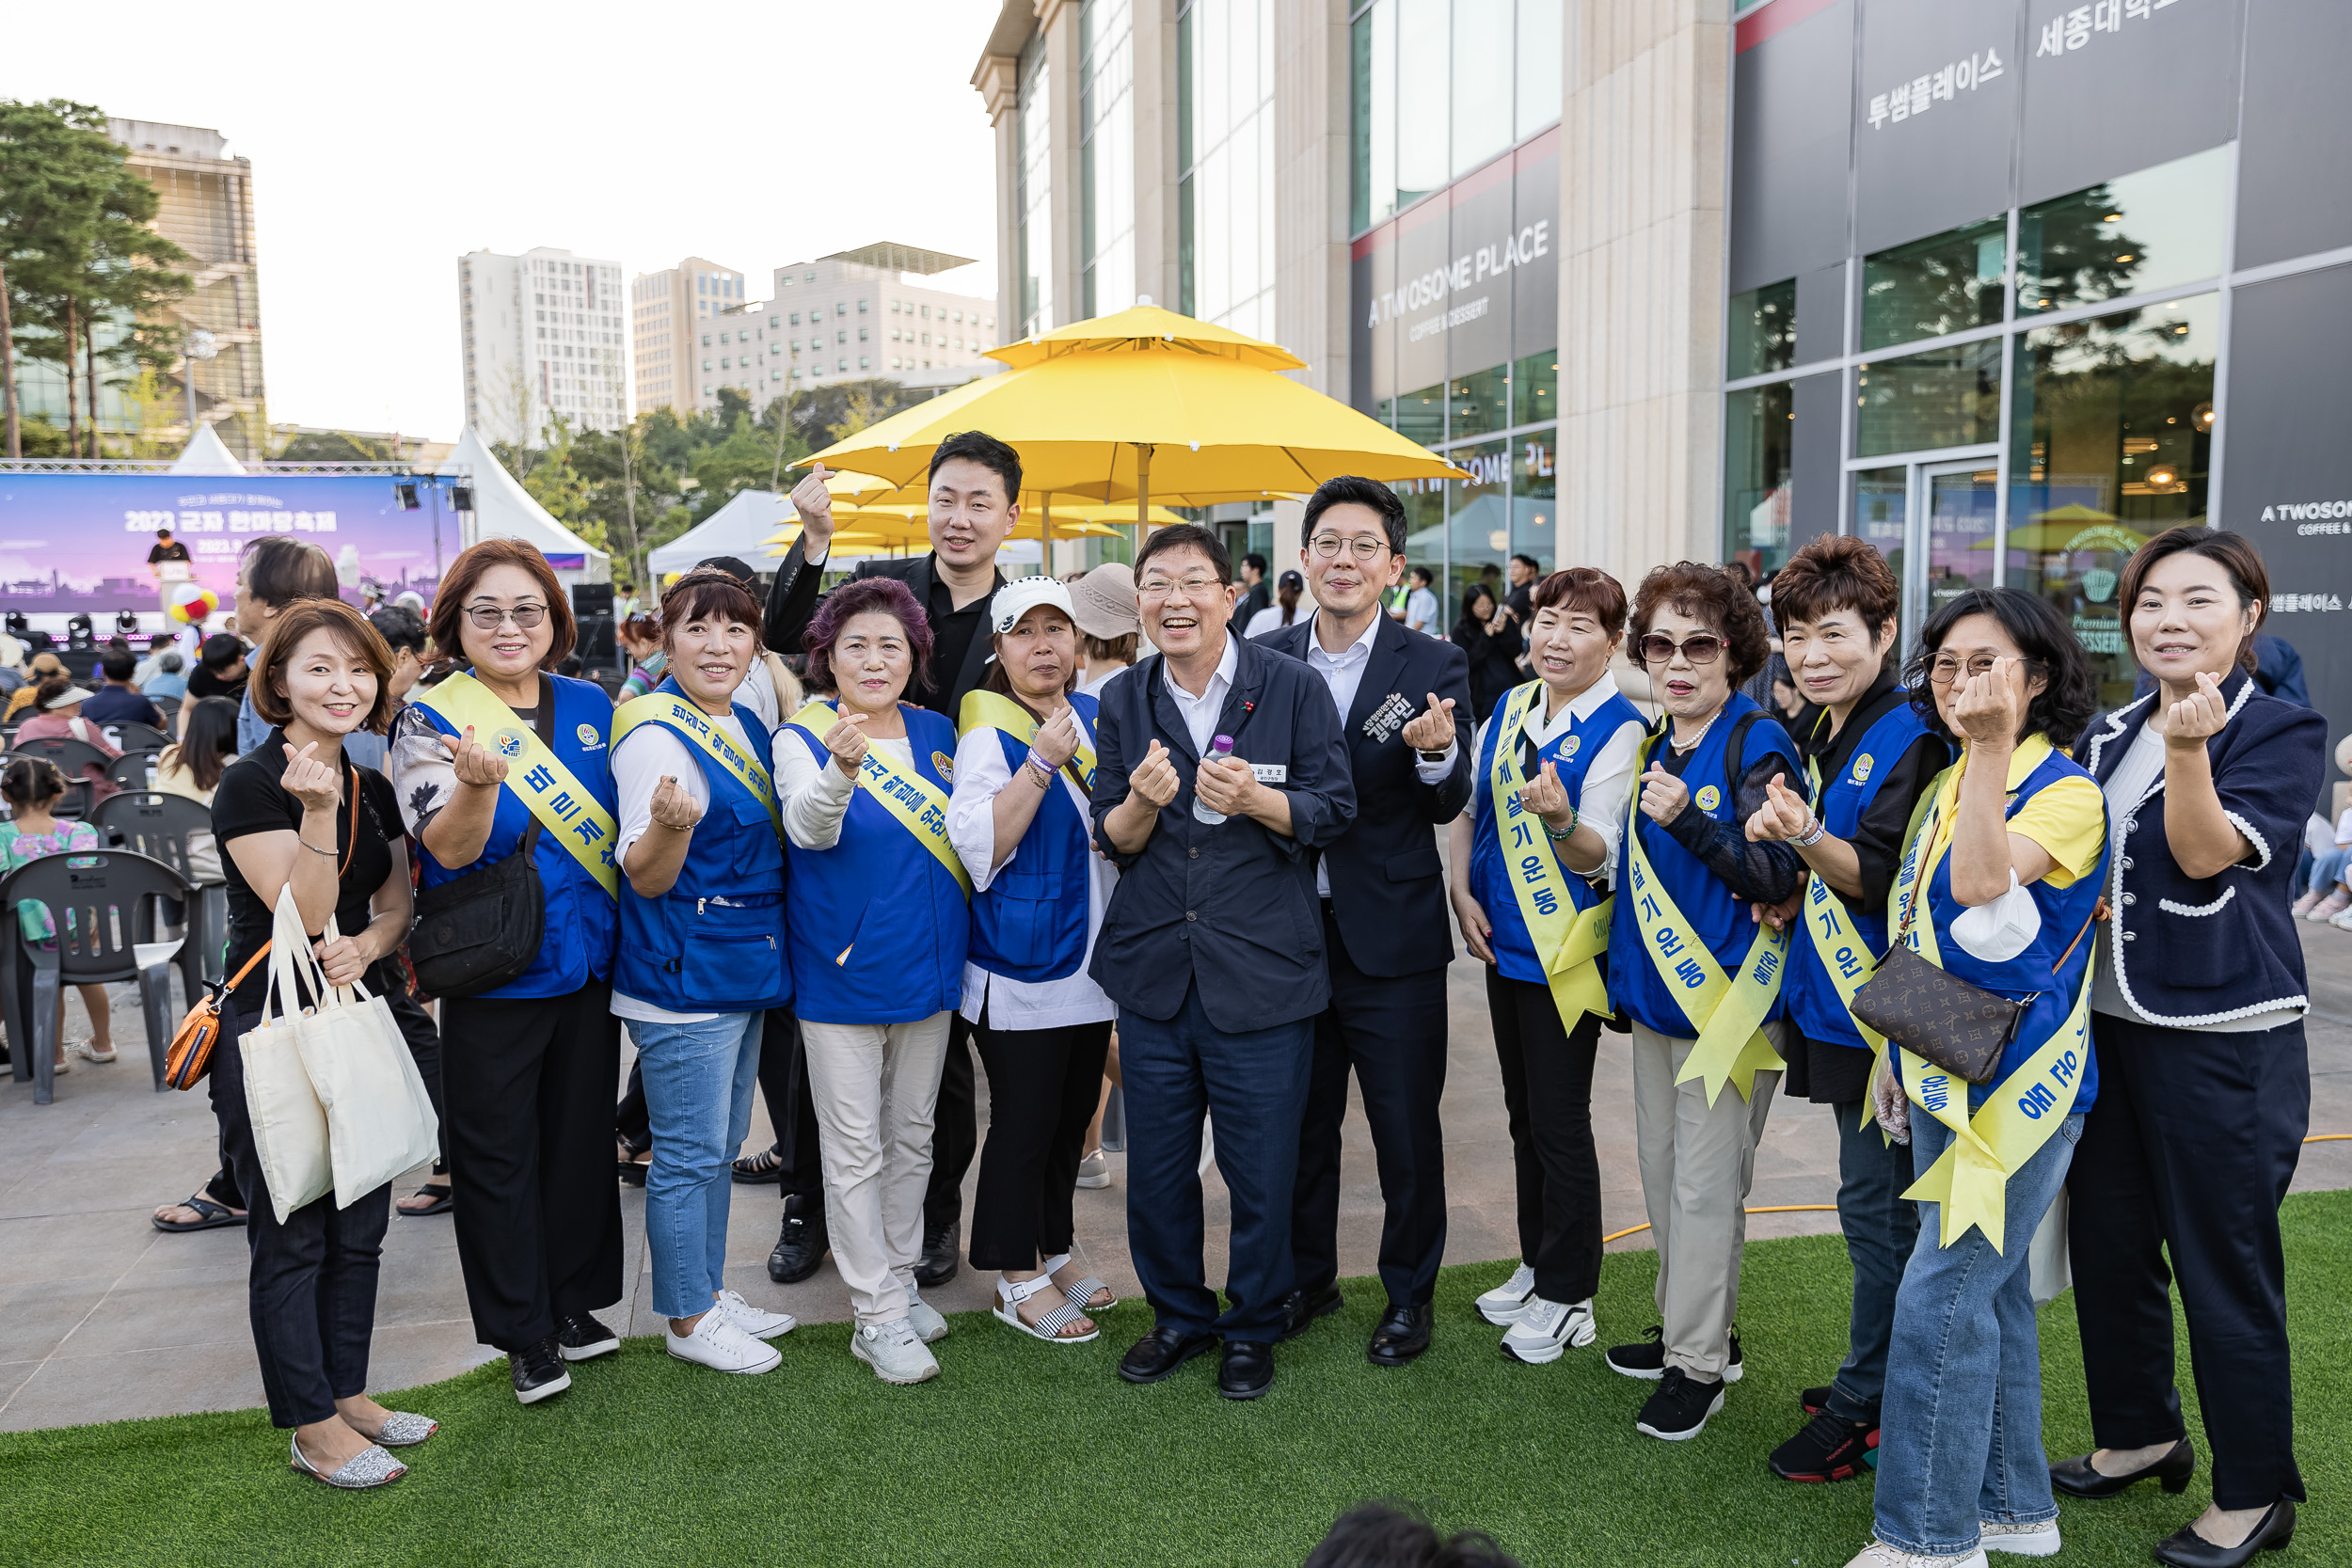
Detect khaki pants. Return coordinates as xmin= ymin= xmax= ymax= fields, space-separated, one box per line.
xmin=1629 ymin=1020 xmax=1785 ymax=1381
xmin=800 ymin=1012 xmax=953 ymax=1326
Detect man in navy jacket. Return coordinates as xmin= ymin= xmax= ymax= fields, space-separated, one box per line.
xmin=1089 ymin=523 xmax=1356 ymax=1401
xmin=1255 ymin=477 xmax=1472 ymax=1366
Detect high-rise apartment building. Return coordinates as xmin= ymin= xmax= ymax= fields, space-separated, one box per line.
xmin=457 ymin=247 xmax=628 ymax=447
xmin=687 ymin=243 xmax=997 ymax=418
xmin=631 ymin=258 xmax=746 ymax=419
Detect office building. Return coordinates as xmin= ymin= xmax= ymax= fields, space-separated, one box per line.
xmin=632 ymin=258 xmax=747 ymax=418
xmin=688 ymin=243 xmax=998 ymax=418
xmin=457 ymin=246 xmax=629 ymax=446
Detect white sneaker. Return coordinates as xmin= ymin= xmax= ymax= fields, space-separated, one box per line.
xmin=715 ymin=1289 xmax=796 ymax=1341
xmin=2305 ymin=889 xmax=2351 ymax=921
xmin=1979 ymin=1519 xmax=2060 ymax=1558
xmin=851 ymin=1317 xmax=940 ymax=1384
xmin=1474 ymin=1262 xmax=1539 ymax=1325
xmin=1842 ymin=1544 xmax=1988 ymax=1568
xmin=905 ymin=1289 xmax=949 ymax=1344
xmin=2330 ymin=906 xmax=2352 ymax=931
xmin=1500 ymin=1296 xmax=1597 ymax=1364
xmin=1075 ymin=1148 xmax=1112 ymax=1189
xmin=667 ymin=1308 xmax=782 ymax=1374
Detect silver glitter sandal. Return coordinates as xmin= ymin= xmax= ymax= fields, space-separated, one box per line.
xmin=290 ymin=1432 xmax=407 ymax=1489
xmin=371 ymin=1412 xmax=438 ymax=1448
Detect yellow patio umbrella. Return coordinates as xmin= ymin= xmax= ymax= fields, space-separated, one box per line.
xmin=797 ymin=308 xmax=1463 ymax=526
xmin=1970 ymin=506 xmax=2150 ymax=554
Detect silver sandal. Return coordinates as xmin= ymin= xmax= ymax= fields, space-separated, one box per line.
xmin=289 ymin=1432 xmax=406 ymax=1489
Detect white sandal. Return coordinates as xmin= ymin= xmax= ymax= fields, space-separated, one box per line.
xmin=994 ymin=1273 xmax=1098 ymax=1343
xmin=1042 ymin=1253 xmax=1118 ymax=1312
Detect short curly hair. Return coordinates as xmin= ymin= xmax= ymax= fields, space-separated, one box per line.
xmin=1770 ymin=534 xmax=1900 ymax=641
xmin=1529 ymin=566 xmax=1629 ymax=637
xmin=803 ymin=576 xmax=934 ymax=697
xmin=1629 ymin=562 xmax=1772 ymax=686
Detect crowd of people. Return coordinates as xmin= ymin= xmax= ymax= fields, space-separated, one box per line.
xmin=3 ymin=427 xmax=2326 ymax=1568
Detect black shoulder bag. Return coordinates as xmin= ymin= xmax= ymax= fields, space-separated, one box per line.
xmin=407 ymin=675 xmax=551 ymax=998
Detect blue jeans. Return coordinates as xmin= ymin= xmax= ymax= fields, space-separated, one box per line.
xmin=1874 ymin=1109 xmax=2082 ymax=1558
xmin=1120 ymin=980 xmax=1314 ymax=1342
xmin=2306 ymin=845 xmax=2350 ymax=895
xmin=628 ymin=1011 xmax=763 ymax=1321
xmin=1828 ymin=1099 xmax=1921 ymax=1424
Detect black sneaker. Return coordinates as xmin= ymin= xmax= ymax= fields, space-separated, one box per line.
xmin=1800 ymin=1383 xmax=1834 ymax=1416
xmin=555 ymin=1310 xmax=619 ymax=1362
xmin=511 ymin=1336 xmax=572 ymax=1404
xmin=1606 ymin=1325 xmax=1742 ymax=1382
xmin=914 ymin=1218 xmax=960 ymax=1288
xmin=1769 ymin=1408 xmax=1879 ymax=1481
xmin=767 ymin=1193 xmax=829 ymax=1285
xmin=1635 ymin=1366 xmax=1724 ymax=1441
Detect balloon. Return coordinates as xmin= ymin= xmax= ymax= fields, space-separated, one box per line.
xmin=167 ymin=582 xmax=218 ymax=625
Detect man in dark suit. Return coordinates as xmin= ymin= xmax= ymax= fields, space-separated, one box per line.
xmin=1255 ymin=478 xmax=1472 ymax=1366
xmin=1090 ymin=523 xmax=1356 ymax=1401
xmin=762 ymin=429 xmax=1019 ymax=1289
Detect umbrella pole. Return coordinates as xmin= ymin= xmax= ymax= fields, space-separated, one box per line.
xmin=1136 ymin=442 xmax=1153 ymax=531
xmin=1041 ymin=492 xmax=1052 ymax=570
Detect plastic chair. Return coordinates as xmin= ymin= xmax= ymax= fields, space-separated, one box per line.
xmin=6 ymin=736 xmax=112 ymax=818
xmin=105 ymin=752 xmax=161 ymax=794
xmin=0 ymin=850 xmax=194 ymax=1102
xmin=108 ymin=721 xmax=173 ymax=755
xmin=90 ymin=790 xmax=221 ymax=987
xmin=151 ymin=693 xmax=183 ymax=725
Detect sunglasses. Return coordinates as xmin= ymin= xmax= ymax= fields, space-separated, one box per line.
xmin=1637 ymin=633 xmax=1723 ymax=666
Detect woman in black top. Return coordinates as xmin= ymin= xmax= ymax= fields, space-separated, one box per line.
xmin=208 ymin=598 xmax=436 ymax=1490
xmin=1450 ymin=583 xmax=1525 ymax=718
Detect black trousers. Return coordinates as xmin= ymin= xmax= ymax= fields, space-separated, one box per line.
xmin=210 ymin=999 xmax=389 ymax=1429
xmin=1291 ymin=908 xmax=1451 ymax=1307
xmin=2069 ymin=1013 xmax=2310 ymax=1510
xmin=969 ymin=1014 xmax=1114 ymax=1270
xmin=1486 ymin=970 xmax=1604 ymax=1306
xmin=442 ymin=978 xmax=625 ymax=1353
xmin=754 ymin=1006 xmax=823 ymax=1201
xmin=922 ymin=1010 xmax=978 ymax=1238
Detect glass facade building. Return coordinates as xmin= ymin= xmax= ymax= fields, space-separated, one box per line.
xmin=1727 ymin=0 xmax=2352 ymax=723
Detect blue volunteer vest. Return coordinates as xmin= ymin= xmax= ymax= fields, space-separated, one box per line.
xmin=783 ymin=704 xmax=970 ymax=1025
xmin=1607 ymin=691 xmax=1804 ymax=1037
xmin=968 ymin=692 xmax=1098 ymax=985
xmin=413 ymin=673 xmax=618 ymax=999
xmin=612 ymin=685 xmax=791 ymax=1014
xmin=1469 ymin=684 xmax=1645 ymax=987
xmin=1914 ymin=745 xmax=2107 ymax=1114
xmin=1783 ymin=695 xmax=1946 ymax=1050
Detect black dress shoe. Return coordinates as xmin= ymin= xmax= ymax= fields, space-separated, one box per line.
xmin=767 ymin=1194 xmax=829 ymax=1285
xmin=914 ymin=1219 xmax=960 ymax=1288
xmin=510 ymin=1336 xmax=571 ymax=1405
xmin=2050 ymin=1437 xmax=2196 ymax=1498
xmin=2153 ymin=1499 xmax=2295 ymax=1568
xmin=1117 ymin=1325 xmax=1218 ymax=1384
xmin=1218 ymin=1338 xmax=1274 ymax=1400
xmin=1278 ymin=1283 xmax=1343 ymax=1342
xmin=1367 ymin=1302 xmax=1433 ymax=1367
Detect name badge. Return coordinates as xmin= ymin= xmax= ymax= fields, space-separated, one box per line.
xmin=1250 ymin=762 xmax=1288 ymax=784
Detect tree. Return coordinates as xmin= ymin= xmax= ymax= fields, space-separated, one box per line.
xmin=278 ymin=429 xmax=391 ymax=463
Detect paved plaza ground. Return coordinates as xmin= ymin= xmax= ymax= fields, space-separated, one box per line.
xmin=3 ymin=925 xmax=2348 ymax=1434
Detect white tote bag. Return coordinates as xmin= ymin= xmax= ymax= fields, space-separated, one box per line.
xmin=240 ymin=891 xmax=334 ymax=1225
xmin=294 ymin=915 xmax=440 ymax=1211
xmin=2028 ymin=1184 xmax=2074 ymax=1307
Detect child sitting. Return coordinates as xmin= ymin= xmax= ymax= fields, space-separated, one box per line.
xmin=0 ymin=758 xmax=116 ymax=1069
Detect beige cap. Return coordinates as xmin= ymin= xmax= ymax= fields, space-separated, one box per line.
xmin=1068 ymin=562 xmax=1141 ymax=640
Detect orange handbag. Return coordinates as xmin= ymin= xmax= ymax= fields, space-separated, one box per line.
xmin=163 ymin=944 xmax=271 ymax=1090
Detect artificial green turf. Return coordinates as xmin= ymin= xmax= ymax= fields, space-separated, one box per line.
xmin=8 ymin=1191 xmax=2347 ymax=1568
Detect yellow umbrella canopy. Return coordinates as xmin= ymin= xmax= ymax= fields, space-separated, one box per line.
xmin=1970 ymin=506 xmax=2150 ymax=554
xmin=800 ymin=310 xmax=1463 ymax=522
xmin=988 ymin=302 xmax=1307 ymax=372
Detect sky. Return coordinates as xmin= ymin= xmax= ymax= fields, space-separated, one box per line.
xmin=4 ymin=0 xmax=1001 ymax=443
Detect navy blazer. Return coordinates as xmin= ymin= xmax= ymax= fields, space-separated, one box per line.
xmin=2084 ymin=668 xmax=2327 ymax=1027
xmin=1253 ymin=614 xmax=1473 ymax=976
xmin=1088 ymin=631 xmax=1358 ymax=1031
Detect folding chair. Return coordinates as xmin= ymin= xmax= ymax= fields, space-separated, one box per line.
xmin=0 ymin=850 xmax=197 ymax=1102
xmin=6 ymin=736 xmax=112 ymax=819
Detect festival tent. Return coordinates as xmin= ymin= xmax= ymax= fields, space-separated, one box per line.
xmin=167 ymin=422 xmax=247 ymax=476
xmin=647 ymin=488 xmax=797 ymax=576
xmin=448 ymin=426 xmax=611 ymax=585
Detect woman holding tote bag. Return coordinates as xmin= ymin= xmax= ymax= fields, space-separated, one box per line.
xmin=207 ymin=597 xmax=436 ymax=1489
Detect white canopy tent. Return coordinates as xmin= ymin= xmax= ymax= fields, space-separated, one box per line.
xmin=447 ymin=427 xmax=611 ymax=586
xmin=167 ymin=422 xmax=247 ymax=476
xmin=646 ymin=489 xmax=797 ymax=576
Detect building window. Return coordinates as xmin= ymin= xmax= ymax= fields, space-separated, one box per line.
xmin=2017 ymin=145 xmax=2228 ymax=317
xmin=1862 ymin=218 xmax=2006 ymax=352
xmin=1350 ymin=0 xmax=1560 ymax=233
xmin=1017 ymin=31 xmax=1053 ymax=336
xmin=1724 ymin=382 xmax=1795 ymax=579
xmin=1081 ymin=0 xmax=1136 ymax=318
xmin=1856 ymin=340 xmax=2001 ymax=458
xmin=1727 ymin=279 xmax=1796 ymax=379
xmin=1178 ymin=0 xmax=1276 ymax=338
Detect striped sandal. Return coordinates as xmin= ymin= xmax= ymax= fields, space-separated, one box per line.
xmin=994 ymin=1273 xmax=1098 ymax=1343
xmin=1044 ymin=1253 xmax=1117 ymax=1313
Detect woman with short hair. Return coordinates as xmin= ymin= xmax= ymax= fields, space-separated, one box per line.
xmin=233 ymin=535 xmax=342 ymax=754
xmin=2054 ymin=530 xmax=2326 ymax=1568
xmin=1851 ymin=588 xmax=2108 ymax=1568
xmin=1601 ymin=562 xmax=1806 ymax=1442
xmin=778 ymin=576 xmax=970 ymax=1386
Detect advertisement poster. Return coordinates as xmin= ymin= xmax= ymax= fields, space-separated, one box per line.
xmin=0 ymin=473 xmax=455 ymax=619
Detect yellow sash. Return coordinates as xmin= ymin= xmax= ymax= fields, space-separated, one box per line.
xmin=787 ymin=701 xmax=972 ymax=897
xmin=1624 ymin=730 xmax=1788 ymax=1104
xmin=1487 ymin=680 xmax=1612 ymax=1029
xmin=416 ymin=671 xmax=618 ymax=898
xmin=956 ymin=689 xmax=1098 ymax=792
xmin=1797 ymin=756 xmax=1894 ymax=1132
xmin=1888 ymin=751 xmax=2094 ymax=1253
xmin=612 ymin=689 xmax=783 ymax=840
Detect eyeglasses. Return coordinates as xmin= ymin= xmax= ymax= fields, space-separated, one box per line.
xmin=1638 ymin=633 xmax=1723 ymax=666
xmin=1137 ymin=577 xmax=1222 ymax=602
xmin=1926 ymin=654 xmax=2042 ymax=685
xmin=1308 ymin=534 xmax=1392 ymax=562
xmin=464 ymin=603 xmax=548 ymax=630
